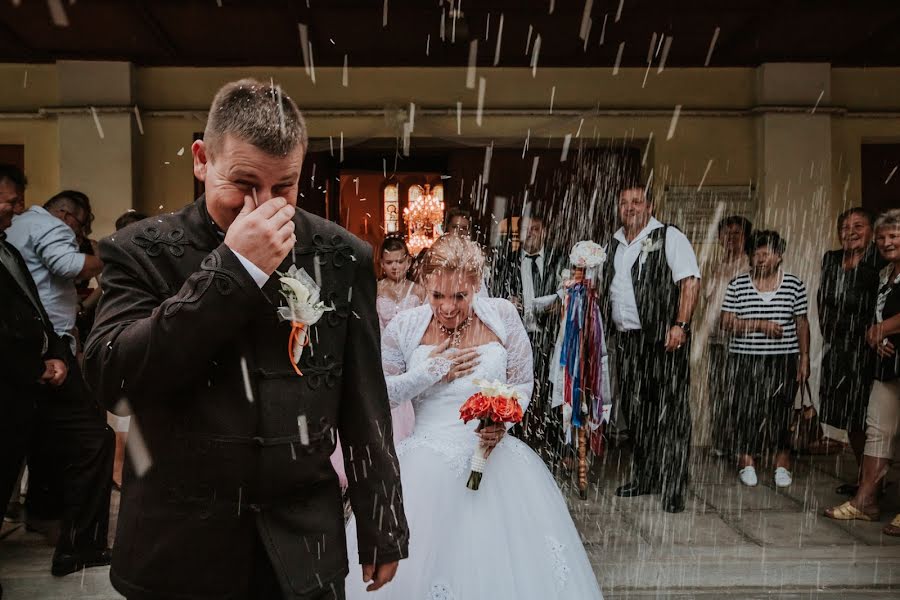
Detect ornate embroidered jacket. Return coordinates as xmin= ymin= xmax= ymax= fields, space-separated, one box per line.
xmin=84 ymin=197 xmax=408 ymax=600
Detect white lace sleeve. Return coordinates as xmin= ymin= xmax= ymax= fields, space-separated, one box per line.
xmin=381 ymin=314 xmax=452 ymax=408
xmin=497 ymin=299 xmax=535 ymax=418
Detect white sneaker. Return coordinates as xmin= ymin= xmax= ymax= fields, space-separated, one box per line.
xmin=738 ymin=466 xmax=758 ymax=487
xmin=774 ymin=467 xmax=793 ymax=488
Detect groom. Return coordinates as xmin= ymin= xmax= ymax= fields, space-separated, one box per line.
xmin=84 ymin=79 xmax=408 ymax=599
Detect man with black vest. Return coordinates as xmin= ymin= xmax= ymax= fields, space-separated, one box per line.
xmin=604 ymin=185 xmax=700 ymax=513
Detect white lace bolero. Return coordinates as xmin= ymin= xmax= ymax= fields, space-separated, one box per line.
xmin=380 ymin=297 xmax=535 ymax=413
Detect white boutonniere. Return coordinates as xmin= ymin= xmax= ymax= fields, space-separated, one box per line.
xmin=638 ymin=237 xmax=664 ymax=279
xmin=276 ymin=265 xmax=333 ymax=375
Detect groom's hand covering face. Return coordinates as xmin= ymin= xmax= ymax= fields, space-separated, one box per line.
xmin=192 ymin=133 xmax=304 ymax=275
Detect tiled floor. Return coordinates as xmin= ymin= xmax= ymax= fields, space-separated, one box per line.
xmin=1 ymin=448 xmax=899 ymax=599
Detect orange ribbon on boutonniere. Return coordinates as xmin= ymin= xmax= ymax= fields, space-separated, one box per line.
xmin=277 ymin=266 xmax=333 ymax=376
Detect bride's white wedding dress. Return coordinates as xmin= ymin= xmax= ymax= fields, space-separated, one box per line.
xmin=344 ymin=297 xmax=603 ymax=599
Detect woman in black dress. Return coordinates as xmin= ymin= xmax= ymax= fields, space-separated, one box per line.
xmin=817 ymin=208 xmax=885 ymax=495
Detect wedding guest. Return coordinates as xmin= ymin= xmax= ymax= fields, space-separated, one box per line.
xmin=817 ymin=208 xmax=885 ymax=495
xmin=330 ymin=235 xmax=424 ymax=486
xmin=720 ymin=230 xmax=810 ymax=488
xmin=493 ymin=212 xmax=564 ymax=448
xmin=0 ymin=168 xmax=68 ymax=596
xmin=826 ymin=209 xmax=900 ymax=536
xmin=0 ymin=171 xmax=113 ymax=578
xmin=84 ymin=78 xmax=407 ymax=598
xmin=114 ymin=209 xmax=149 ymax=231
xmin=605 ymin=185 xmax=700 ymax=513
xmin=696 ymin=215 xmax=751 ymax=455
xmin=444 ymin=207 xmax=473 ymax=239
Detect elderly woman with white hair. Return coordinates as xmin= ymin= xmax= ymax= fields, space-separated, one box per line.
xmin=826 ymin=208 xmax=900 ymax=537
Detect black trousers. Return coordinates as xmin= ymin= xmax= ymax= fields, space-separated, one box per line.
xmin=0 ymin=387 xmax=35 ymax=518
xmin=26 ymin=350 xmax=115 ymax=555
xmin=614 ymin=331 xmax=692 ymax=499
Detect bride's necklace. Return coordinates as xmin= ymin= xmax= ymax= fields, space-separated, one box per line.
xmin=438 ymin=315 xmax=473 ymax=348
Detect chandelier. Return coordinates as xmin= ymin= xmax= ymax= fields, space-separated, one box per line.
xmin=404 ymin=183 xmax=444 ymax=255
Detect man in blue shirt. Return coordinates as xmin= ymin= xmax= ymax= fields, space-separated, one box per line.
xmin=5 ymin=183 xmax=114 ymax=577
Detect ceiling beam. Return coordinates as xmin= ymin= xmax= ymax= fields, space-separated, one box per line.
xmin=132 ymin=0 xmax=178 ymax=59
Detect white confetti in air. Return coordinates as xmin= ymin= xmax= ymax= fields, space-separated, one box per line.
xmin=641 ymin=131 xmax=654 ymax=166
xmin=666 ymin=104 xmax=682 ymax=140
xmin=599 ymin=13 xmax=608 ymax=45
xmin=118 ymin=403 xmax=152 ymax=477
xmin=530 ymin=156 xmax=540 ymax=184
xmin=704 ymin=26 xmax=720 ymax=67
xmin=549 ymin=85 xmax=555 ymax=114
xmin=485 ymin=13 xmax=490 ymax=41
xmin=549 ymin=0 xmax=555 ymax=14
xmin=522 ymin=128 xmax=530 ymax=158
xmin=177 ymin=147 xmax=184 ymax=156
xmin=298 ymin=415 xmax=310 ymax=445
xmin=613 ymin=42 xmax=625 ymax=75
xmin=476 ymin=77 xmax=486 ymax=126
xmin=240 ymin=356 xmax=254 ymax=402
xmin=811 ymin=89 xmax=825 ymax=114
xmin=252 ymin=187 xmax=259 ymax=208
xmin=658 ymin=36 xmax=673 ymax=73
xmin=560 ymin=134 xmax=572 ymax=162
xmin=466 ymin=39 xmax=478 ymax=89
xmin=408 ymin=102 xmax=416 ymax=131
xmin=482 ymin=142 xmax=493 ymax=185
xmin=237 ymin=487 xmax=242 ymax=516
xmin=90 ymin=107 xmax=105 ymax=139
xmin=425 ymin=34 xmax=430 ymax=56
xmin=307 ymin=42 xmax=316 ymax=84
xmin=342 ymin=55 xmax=349 ymax=87
xmin=133 ymin=105 xmax=145 ymax=135
xmin=885 ymin=165 xmax=898 ymax=184
xmin=439 ymin=8 xmax=446 ymax=41
xmin=493 ymin=13 xmax=504 ymax=66
xmin=575 ymin=118 xmax=584 ymax=137
xmin=276 ymin=85 xmax=286 ymax=134
xmin=382 ymin=0 xmax=388 ymax=28
xmin=525 ymin=25 xmax=533 ymax=55
xmin=298 ymin=24 xmax=311 ymax=75
xmin=47 ymin=0 xmax=69 ymax=27
xmin=456 ymin=101 xmax=462 ymax=135
xmin=579 ymin=0 xmax=593 ymax=41
xmin=339 ymin=131 xmax=344 ymax=162
xmin=615 ymin=0 xmax=624 ymax=22
xmin=697 ymin=159 xmax=713 ymax=191
xmin=530 ymin=35 xmax=541 ymax=77
xmin=402 ymin=122 xmax=411 ymax=155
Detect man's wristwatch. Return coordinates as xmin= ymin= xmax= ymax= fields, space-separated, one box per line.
xmin=675 ymin=321 xmax=690 ymax=333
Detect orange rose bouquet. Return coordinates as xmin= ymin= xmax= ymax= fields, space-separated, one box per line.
xmin=459 ymin=379 xmax=524 ymax=491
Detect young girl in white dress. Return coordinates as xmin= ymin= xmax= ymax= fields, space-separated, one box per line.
xmin=345 ymin=235 xmax=603 ymax=599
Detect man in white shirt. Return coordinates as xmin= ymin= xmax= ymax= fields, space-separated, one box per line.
xmin=605 ymin=185 xmax=700 ymax=513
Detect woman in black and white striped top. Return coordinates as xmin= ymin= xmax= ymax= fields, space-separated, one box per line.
xmin=720 ymin=230 xmax=811 ymax=489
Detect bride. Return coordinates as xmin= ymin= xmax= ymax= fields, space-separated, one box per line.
xmin=345 ymin=235 xmax=603 ymax=599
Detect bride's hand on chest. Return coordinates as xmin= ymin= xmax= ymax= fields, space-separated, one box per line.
xmin=428 ymin=338 xmax=482 ymax=383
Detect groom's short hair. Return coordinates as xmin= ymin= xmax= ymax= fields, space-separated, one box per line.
xmin=204 ymin=78 xmax=308 ymax=158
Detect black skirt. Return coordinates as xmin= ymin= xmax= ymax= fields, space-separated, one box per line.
xmin=725 ymin=353 xmax=799 ymax=457
xmin=818 ymin=336 xmax=874 ymax=432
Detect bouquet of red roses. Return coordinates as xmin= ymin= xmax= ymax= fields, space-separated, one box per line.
xmin=459 ymin=380 xmax=525 ymax=491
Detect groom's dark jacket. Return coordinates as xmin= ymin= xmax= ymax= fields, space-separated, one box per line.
xmin=84 ymin=197 xmax=408 ymax=600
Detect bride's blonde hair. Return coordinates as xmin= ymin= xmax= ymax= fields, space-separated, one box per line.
xmin=419 ymin=234 xmax=485 ymax=284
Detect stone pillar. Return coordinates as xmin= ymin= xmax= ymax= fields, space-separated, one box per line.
xmin=755 ymin=63 xmax=834 ymax=418
xmin=57 ymin=60 xmax=137 ymax=237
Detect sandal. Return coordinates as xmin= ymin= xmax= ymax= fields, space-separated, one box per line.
xmin=883 ymin=514 xmax=900 ymax=537
xmin=824 ymin=501 xmax=880 ymax=522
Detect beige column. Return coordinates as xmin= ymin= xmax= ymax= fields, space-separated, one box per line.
xmin=755 ymin=63 xmax=835 ymax=422
xmin=56 ymin=60 xmax=137 ymax=238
